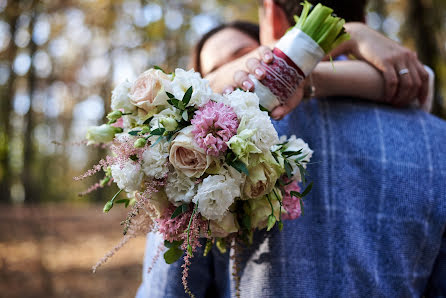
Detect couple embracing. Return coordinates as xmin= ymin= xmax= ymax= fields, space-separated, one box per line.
xmin=138 ymin=0 xmax=446 ymax=297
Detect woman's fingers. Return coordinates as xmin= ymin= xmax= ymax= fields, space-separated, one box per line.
xmin=246 ymin=58 xmax=266 ymax=80
xmin=222 ymin=85 xmax=235 ymax=95
xmin=258 ymin=46 xmax=273 ymax=63
xmin=233 ymin=70 xmax=253 ymax=91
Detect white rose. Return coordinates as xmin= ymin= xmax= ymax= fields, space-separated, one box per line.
xmin=165 ymin=170 xmax=197 ymax=206
xmin=168 ymin=68 xmax=213 ymax=107
xmin=129 ymin=69 xmax=171 ymax=113
xmin=141 ymin=139 xmax=169 ymax=179
xmin=210 ymin=212 xmax=238 ymax=237
xmin=110 ymin=161 xmax=143 ymax=193
xmin=111 ymin=80 xmax=136 ymax=113
xmin=193 ymin=167 xmax=242 ymax=221
xmin=169 ymin=126 xmax=215 ymax=178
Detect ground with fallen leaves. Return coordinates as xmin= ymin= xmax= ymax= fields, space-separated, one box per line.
xmin=0 ymin=203 xmax=147 ymax=298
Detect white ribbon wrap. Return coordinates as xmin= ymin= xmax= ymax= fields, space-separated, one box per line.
xmin=275 ymin=28 xmax=325 ymax=76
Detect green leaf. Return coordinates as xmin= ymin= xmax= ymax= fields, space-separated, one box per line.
xmin=298 ymin=164 xmax=306 ymax=185
xmin=182 ymin=86 xmax=193 ymax=106
xmin=290 ymin=191 xmax=303 ymax=198
xmin=129 ymin=154 xmax=138 ymax=161
xmin=299 ymin=198 xmax=305 ymax=216
xmin=150 ymin=135 xmax=163 ymax=147
xmin=295 ymin=153 xmax=309 ymax=162
xmin=163 ymin=247 xmax=184 ymax=264
xmin=128 ymin=130 xmax=141 ymax=136
xmin=115 ymin=198 xmax=129 ymax=205
xmin=164 ymin=240 xmax=183 ymax=249
xmin=284 ymin=160 xmax=293 ymax=179
xmin=259 ymin=104 xmax=269 ymax=112
xmin=177 ymin=101 xmax=185 ymax=110
xmin=150 ymin=127 xmax=166 ymax=136
xmin=143 ymin=117 xmax=154 ymax=125
xmin=267 ymin=214 xmax=276 ymax=231
xmin=301 ymin=182 xmax=313 ymax=197
xmin=242 ymin=214 xmax=251 ymax=230
xmin=166 ymin=92 xmax=175 ymax=99
xmin=229 ymin=158 xmax=249 ymax=176
xmin=154 ymin=65 xmax=166 ymax=73
xmin=171 ymin=204 xmax=190 ymax=219
xmin=182 ymin=110 xmax=188 ymax=121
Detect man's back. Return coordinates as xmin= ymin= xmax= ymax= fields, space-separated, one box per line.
xmin=137 ymin=98 xmax=446 ymax=297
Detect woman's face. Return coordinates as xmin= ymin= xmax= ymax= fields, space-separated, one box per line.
xmin=200 ymin=27 xmax=260 ymax=76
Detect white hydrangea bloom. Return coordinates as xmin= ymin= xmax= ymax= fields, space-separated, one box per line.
xmin=141 ymin=139 xmax=169 ymax=179
xmin=110 ymin=161 xmax=143 ymax=192
xmin=111 ymin=80 xmax=136 ymax=113
xmin=225 ymin=90 xmax=279 ymax=152
xmin=169 ymin=68 xmax=213 ymax=107
xmin=165 ymin=170 xmax=197 ymax=206
xmin=279 ymin=135 xmax=313 ymax=181
xmin=193 ymin=167 xmax=242 ymax=221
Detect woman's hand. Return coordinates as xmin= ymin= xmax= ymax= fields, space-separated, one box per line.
xmin=226 ymin=46 xmax=305 ymax=120
xmin=341 ymin=22 xmax=429 ymax=106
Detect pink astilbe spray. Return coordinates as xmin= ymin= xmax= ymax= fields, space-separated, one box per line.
xmin=282 ymin=180 xmax=302 ymax=220
xmin=180 ymin=209 xmax=206 ymax=298
xmin=156 ymin=204 xmax=193 ymax=242
xmin=191 ymin=101 xmax=238 ymax=156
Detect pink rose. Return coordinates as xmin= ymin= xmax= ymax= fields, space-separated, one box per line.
xmin=169 ymin=126 xmax=215 ymax=178
xmin=129 ymin=69 xmax=170 ymax=113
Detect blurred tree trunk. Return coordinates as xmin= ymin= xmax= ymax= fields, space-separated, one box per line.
xmin=406 ymin=0 xmax=445 ymax=117
xmin=0 ymin=2 xmax=19 ymax=203
xmin=23 ymin=4 xmax=38 ymax=204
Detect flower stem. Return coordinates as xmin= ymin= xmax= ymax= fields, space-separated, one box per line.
xmin=186 ymin=203 xmax=199 ymax=255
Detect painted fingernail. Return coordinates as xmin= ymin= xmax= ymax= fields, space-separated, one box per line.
xmin=255 ymin=68 xmax=265 ymax=77
xmin=242 ymin=81 xmax=253 ymax=90
xmin=264 ymin=53 xmax=273 ymax=61
xmin=223 ymin=88 xmax=232 ymax=95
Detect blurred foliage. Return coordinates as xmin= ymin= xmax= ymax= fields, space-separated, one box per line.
xmin=0 ymin=0 xmax=444 ymax=204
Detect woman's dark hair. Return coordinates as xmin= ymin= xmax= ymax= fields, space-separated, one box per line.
xmin=270 ymin=0 xmax=368 ymax=25
xmin=192 ymin=21 xmax=260 ymax=75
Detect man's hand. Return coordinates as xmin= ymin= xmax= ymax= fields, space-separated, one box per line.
xmin=228 ymin=46 xmax=304 ymax=120
xmin=341 ymin=22 xmax=429 ymax=106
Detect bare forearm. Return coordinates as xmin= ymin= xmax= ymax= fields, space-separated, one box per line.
xmin=312 ymin=61 xmax=385 ymax=101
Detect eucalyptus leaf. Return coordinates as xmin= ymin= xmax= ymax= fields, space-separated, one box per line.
xmin=154 ymin=65 xmax=166 ymax=73
xmin=164 ymin=247 xmax=184 ymax=264
xmin=171 ymin=204 xmax=189 ymax=219
xmin=229 ymin=159 xmax=249 ymax=176
xmin=182 ymin=86 xmax=193 ymax=106
xmin=164 ymin=240 xmax=183 ymax=249
xmin=284 ymin=160 xmax=292 ymax=178
xmin=128 ymin=130 xmax=141 ymax=136
xmin=301 ymin=182 xmax=313 ymax=197
xmin=182 ymin=110 xmax=188 ymax=121
xmin=150 ymin=127 xmax=166 ymax=136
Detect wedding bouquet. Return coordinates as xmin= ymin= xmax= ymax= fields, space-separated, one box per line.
xmin=252 ymin=1 xmax=350 ymax=110
xmin=78 ymin=67 xmax=312 ymax=296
